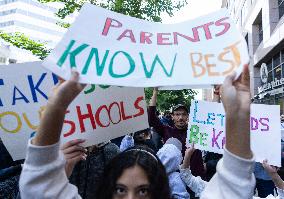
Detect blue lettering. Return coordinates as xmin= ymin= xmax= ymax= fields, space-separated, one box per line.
xmin=28 ymin=73 xmax=48 ymax=102
xmin=217 ymin=113 xmax=225 ymax=126
xmin=207 ymin=113 xmax=215 ymax=125
xmin=192 ymin=101 xmax=206 ymax=124
xmin=0 ymin=79 xmax=4 ymax=106
xmin=12 ymin=86 xmax=29 ymax=105
xmin=52 ymin=73 xmax=59 ymax=85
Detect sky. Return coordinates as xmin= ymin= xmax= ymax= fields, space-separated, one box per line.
xmin=162 ymin=0 xmax=223 ymax=99
xmin=162 ymin=0 xmax=223 ymax=23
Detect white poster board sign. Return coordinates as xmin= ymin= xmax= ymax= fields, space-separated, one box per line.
xmin=187 ymin=100 xmax=281 ymax=166
xmin=43 ymin=3 xmax=249 ymax=87
xmin=0 ymin=62 xmax=148 ymax=160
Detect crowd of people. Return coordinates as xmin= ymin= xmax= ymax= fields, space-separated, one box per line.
xmin=1 ymin=64 xmax=284 ymax=198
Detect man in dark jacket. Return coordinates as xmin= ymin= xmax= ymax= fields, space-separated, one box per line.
xmin=148 ymin=88 xmax=205 ymax=180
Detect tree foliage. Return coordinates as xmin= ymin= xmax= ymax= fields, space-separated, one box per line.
xmin=0 ymin=32 xmax=51 ymax=60
xmin=145 ymin=88 xmax=197 ymax=113
xmin=39 ymin=0 xmax=188 ymax=22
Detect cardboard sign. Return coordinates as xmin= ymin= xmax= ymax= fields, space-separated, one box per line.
xmin=43 ymin=3 xmax=249 ymax=87
xmin=187 ymin=100 xmax=281 ymax=166
xmin=0 ymin=62 xmax=148 ymax=160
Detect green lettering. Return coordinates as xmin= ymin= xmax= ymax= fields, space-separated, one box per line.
xmin=140 ymin=52 xmax=177 ymax=78
xmin=84 ymin=84 xmax=111 ymax=94
xmin=189 ymin=125 xmax=199 ymax=144
xmin=57 ymin=40 xmax=89 ymax=68
xmin=84 ymin=84 xmax=96 ymax=94
xmin=109 ymin=51 xmax=135 ymax=78
xmin=99 ymin=85 xmax=111 ymax=89
xmin=200 ymin=133 xmax=208 ymax=146
xmin=82 ymin=48 xmax=109 ymax=75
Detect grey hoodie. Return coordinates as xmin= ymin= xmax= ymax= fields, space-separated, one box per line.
xmin=157 ymin=144 xmax=190 ymax=199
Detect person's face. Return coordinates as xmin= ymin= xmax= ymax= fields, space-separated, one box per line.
xmin=113 ymin=165 xmax=151 ymax=199
xmin=172 ymin=108 xmax=188 ymax=129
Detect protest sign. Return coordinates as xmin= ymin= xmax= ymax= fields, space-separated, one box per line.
xmin=43 ymin=3 xmax=249 ymax=87
xmin=281 ymin=122 xmax=284 ymax=140
xmin=0 ymin=62 xmax=148 ymax=160
xmin=187 ymin=100 xmax=281 ymax=166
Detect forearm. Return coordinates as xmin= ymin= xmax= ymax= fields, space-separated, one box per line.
xmin=33 ymin=103 xmax=66 ymax=146
xmin=270 ymin=173 xmax=284 ymax=190
xmin=20 ymin=140 xmax=81 ymax=199
xmin=149 ymin=89 xmax=158 ymax=106
xmin=180 ymin=167 xmax=206 ymax=197
xmin=225 ymin=112 xmax=252 ymax=159
xmin=65 ymin=164 xmax=75 ymax=178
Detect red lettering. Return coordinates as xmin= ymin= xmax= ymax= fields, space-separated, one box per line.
xmin=133 ymin=96 xmax=145 ymax=117
xmin=120 ymin=101 xmax=132 ymax=120
xmin=63 ymin=110 xmax=76 ymax=137
xmin=117 ymin=29 xmax=136 ymax=43
xmin=108 ymin=102 xmax=122 ymax=124
xmin=157 ymin=33 xmax=172 ymax=45
xmin=197 ymin=22 xmax=214 ymax=40
xmin=77 ymin=104 xmax=96 ymax=133
xmin=173 ymin=30 xmax=200 ymax=44
xmin=95 ymin=105 xmax=111 ymax=128
xmin=102 ymin=17 xmax=122 ymax=36
xmin=215 ymin=17 xmax=231 ymax=37
xmin=140 ymin=31 xmax=153 ymax=44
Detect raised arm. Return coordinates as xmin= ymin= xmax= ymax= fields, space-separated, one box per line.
xmin=201 ymin=65 xmax=255 ymax=199
xmin=148 ymin=88 xmax=165 ymax=136
xmin=180 ymin=144 xmax=207 ymax=197
xmin=32 ymin=72 xmax=85 ymax=146
xmin=221 ymin=66 xmax=252 ymax=159
xmin=20 ymin=71 xmax=85 ymax=199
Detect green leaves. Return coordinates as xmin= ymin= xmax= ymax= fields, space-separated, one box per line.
xmin=145 ymin=88 xmax=197 ymax=113
xmin=38 ymin=0 xmax=188 ymax=22
xmin=0 ymin=32 xmax=51 ymax=60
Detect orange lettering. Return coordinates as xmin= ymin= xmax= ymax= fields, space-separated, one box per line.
xmin=205 ymin=54 xmax=219 ymax=76
xmin=190 ymin=53 xmax=206 ymax=77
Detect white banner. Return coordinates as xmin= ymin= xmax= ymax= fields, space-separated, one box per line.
xmin=0 ymin=62 xmax=148 ymax=160
xmin=43 ymin=3 xmax=249 ymax=87
xmin=187 ymin=100 xmax=281 ymax=166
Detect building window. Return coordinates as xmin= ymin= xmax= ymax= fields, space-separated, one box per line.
xmin=0 ymin=21 xmax=14 ymax=27
xmin=0 ymin=57 xmax=6 ymax=63
xmin=245 ymin=34 xmax=249 ymax=45
xmin=279 ymin=0 xmax=284 ymax=19
xmin=263 ymin=49 xmax=284 ymax=86
xmin=274 ymin=66 xmax=282 ymax=79
xmin=252 ymin=10 xmax=263 ymax=52
xmin=274 ymin=53 xmax=281 ymax=67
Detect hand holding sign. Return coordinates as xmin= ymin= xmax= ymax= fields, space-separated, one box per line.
xmin=62 ymin=139 xmax=87 ymax=177
xmin=221 ymin=64 xmax=252 ymax=159
xmin=221 ymin=64 xmax=250 ymax=116
xmin=47 ymin=71 xmax=86 ymax=111
xmin=33 ymin=71 xmax=86 ymax=146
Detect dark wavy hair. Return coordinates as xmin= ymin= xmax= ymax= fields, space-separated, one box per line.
xmin=95 ymin=145 xmax=171 ymax=199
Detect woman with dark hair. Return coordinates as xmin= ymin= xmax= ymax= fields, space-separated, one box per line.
xmin=96 ymin=146 xmax=171 ymax=199
xmin=19 ymin=72 xmax=171 ymax=199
